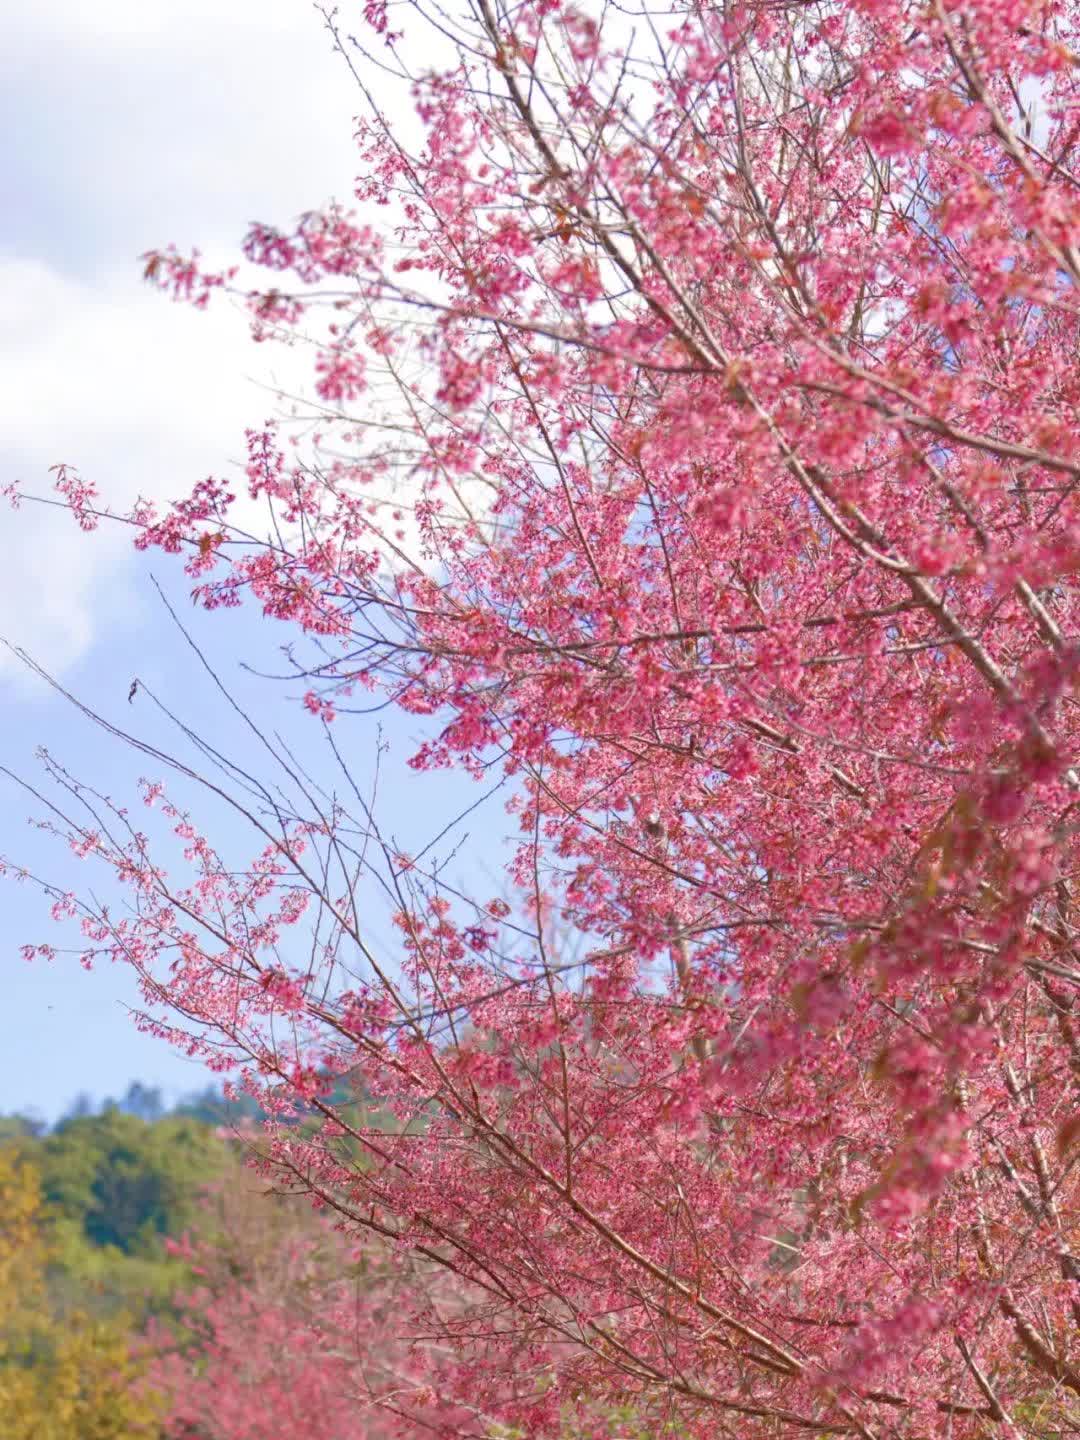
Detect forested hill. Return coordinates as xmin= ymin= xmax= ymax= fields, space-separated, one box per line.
xmin=0 ymin=1095 xmax=231 ymax=1436
xmin=0 ymin=1071 xmax=380 ymax=1265
xmin=0 ymin=1078 xmax=406 ymax=1438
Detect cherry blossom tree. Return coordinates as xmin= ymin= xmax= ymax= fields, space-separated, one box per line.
xmin=10 ymin=0 xmax=1080 ymax=1433
xmin=149 ymin=1176 xmax=479 ymax=1440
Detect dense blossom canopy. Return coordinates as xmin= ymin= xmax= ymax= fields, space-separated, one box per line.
xmin=150 ymin=1183 xmax=471 ymax=1440
xmin=13 ymin=0 xmax=1080 ymax=1433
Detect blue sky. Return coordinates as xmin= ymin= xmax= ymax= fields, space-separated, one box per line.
xmin=0 ymin=1 xmax=511 ymax=1122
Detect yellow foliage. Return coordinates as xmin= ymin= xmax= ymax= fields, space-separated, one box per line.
xmin=0 ymin=1147 xmax=164 ymax=1439
xmin=0 ymin=1148 xmax=46 ymax=1332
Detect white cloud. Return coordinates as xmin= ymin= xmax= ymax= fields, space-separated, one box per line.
xmin=0 ymin=260 xmax=257 ymax=461
xmin=0 ymin=0 xmax=369 ymax=678
xmin=0 ymin=257 xmax=290 ymax=677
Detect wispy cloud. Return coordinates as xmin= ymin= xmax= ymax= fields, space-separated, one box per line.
xmin=1 ymin=0 xmax=363 ymax=676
